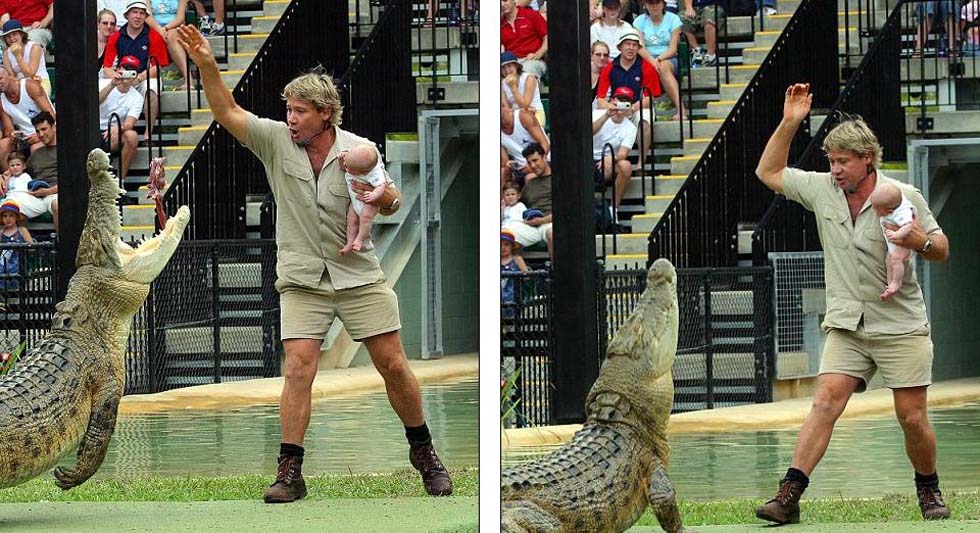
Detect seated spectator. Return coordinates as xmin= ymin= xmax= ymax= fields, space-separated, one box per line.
xmin=500 ymin=96 xmax=550 ymax=188
xmin=0 ymin=200 xmax=32 ymax=289
xmin=633 ymin=0 xmax=686 ymax=119
xmin=501 ymin=51 xmax=545 ymax=128
xmin=0 ymin=0 xmax=53 ymax=49
xmin=2 ymin=153 xmax=32 ymax=195
xmin=0 ymin=152 xmax=52 ymax=223
xmin=144 ymin=0 xmax=196 ymax=90
xmin=592 ymin=87 xmax=638 ymax=208
xmin=0 ymin=67 xmax=53 ymax=171
xmin=963 ymin=0 xmax=980 ymax=56
xmin=594 ymin=31 xmax=661 ymax=174
xmin=914 ymin=1 xmax=959 ymax=57
xmin=681 ymin=0 xmax=724 ymax=67
xmin=500 ymin=229 xmax=528 ymax=320
xmin=99 ymin=55 xmax=145 ymax=182
xmin=502 ymin=143 xmax=553 ymax=258
xmin=190 ymin=0 xmax=225 ymax=35
xmin=24 ymin=111 xmax=57 ymax=229
xmin=590 ymin=0 xmax=637 ymax=60
xmin=102 ymin=1 xmax=171 ymax=141
xmin=590 ymin=41 xmax=612 ymax=104
xmin=98 ymin=9 xmax=120 ymax=68
xmin=501 ymin=181 xmax=528 ymax=224
xmin=502 ymin=0 xmax=548 ymax=79
xmin=1 ymin=20 xmax=51 ymax=97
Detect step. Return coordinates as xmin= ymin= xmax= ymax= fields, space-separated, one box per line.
xmin=624 ymin=174 xmax=684 ymax=198
xmin=754 ymin=26 xmax=859 ymax=48
xmin=901 ymin=60 xmax=950 ymax=83
xmin=645 ymin=194 xmax=676 ymax=213
xmin=683 ymin=137 xmax=712 ymax=156
xmin=596 ymin=233 xmax=648 ymax=255
xmin=137 ymin=184 xmax=170 ymax=204
xmin=250 ymin=14 xmax=281 ymax=34
xmin=411 ymin=27 xmax=467 ymax=49
xmin=904 ymin=110 xmax=980 ymax=135
xmin=741 ymin=46 xmax=773 ymax=66
xmin=385 ymin=138 xmax=420 ymax=163
xmin=121 ymin=225 xmax=156 ymax=243
xmin=163 ymin=146 xmax=198 ymax=169
xmin=207 ymin=34 xmax=270 ymax=56
xmin=416 ymin=80 xmax=478 ymax=105
xmin=603 ymin=253 xmax=648 ymax=270
xmin=705 ymin=100 xmax=736 ymax=120
xmin=670 ymin=155 xmax=701 ymax=176
xmin=191 ymin=108 xmax=214 ymax=126
xmin=689 ymin=64 xmax=759 ymax=88
xmin=221 ymin=69 xmax=246 ymax=88
xmin=165 ymin=325 xmax=264 ymax=354
xmin=122 ymin=204 xmax=158 ymax=226
xmin=227 ymin=52 xmax=258 ymax=71
xmin=630 ymin=212 xmax=664 ymax=234
xmin=720 ymin=83 xmax=748 ymax=101
xmin=264 ymin=0 xmax=289 ymax=17
xmin=654 ymin=118 xmax=724 ymax=142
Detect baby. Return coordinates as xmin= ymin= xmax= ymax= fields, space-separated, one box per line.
xmin=339 ymin=144 xmax=388 ymax=255
xmin=869 ymin=182 xmax=916 ymax=301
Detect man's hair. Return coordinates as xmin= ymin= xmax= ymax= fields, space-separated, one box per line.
xmin=822 ymin=114 xmax=883 ymax=169
xmin=31 ymin=111 xmax=54 ymax=128
xmin=522 ymin=143 xmax=546 ymax=159
xmin=6 ymin=152 xmax=24 ymax=164
xmin=281 ymin=67 xmax=344 ymax=126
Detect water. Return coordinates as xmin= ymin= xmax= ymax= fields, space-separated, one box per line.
xmin=503 ymin=401 xmax=980 ymax=500
xmin=85 ymin=379 xmax=477 ymax=477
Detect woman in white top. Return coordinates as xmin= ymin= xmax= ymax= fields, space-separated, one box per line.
xmin=501 ymin=52 xmax=546 ymax=129
xmin=0 ymin=20 xmax=50 ymax=97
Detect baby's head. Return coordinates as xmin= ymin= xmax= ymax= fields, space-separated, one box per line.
xmin=869 ymin=182 xmax=902 ymax=217
xmin=502 ymin=181 xmax=521 ymax=206
xmin=345 ymin=145 xmax=378 ymax=176
xmin=6 ymin=153 xmax=25 ymax=176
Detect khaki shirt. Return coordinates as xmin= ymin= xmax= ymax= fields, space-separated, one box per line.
xmin=243 ymin=112 xmax=386 ymax=291
xmin=782 ymin=167 xmax=941 ymax=334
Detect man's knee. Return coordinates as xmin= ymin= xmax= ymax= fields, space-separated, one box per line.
xmin=375 ymin=352 xmax=409 ymax=378
xmin=282 ymin=340 xmax=320 ymax=382
xmin=123 ymin=130 xmax=138 ymax=149
xmin=897 ymin=407 xmax=928 ymax=431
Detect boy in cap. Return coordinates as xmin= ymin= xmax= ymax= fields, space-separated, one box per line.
xmin=592 ymin=86 xmax=639 ymax=208
xmin=98 ymin=55 xmax=145 ymax=180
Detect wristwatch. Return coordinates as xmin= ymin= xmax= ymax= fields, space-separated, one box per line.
xmin=917 ymin=237 xmax=933 ymax=254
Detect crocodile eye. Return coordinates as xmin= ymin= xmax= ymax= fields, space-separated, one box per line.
xmin=62 ymin=318 xmax=71 ymax=328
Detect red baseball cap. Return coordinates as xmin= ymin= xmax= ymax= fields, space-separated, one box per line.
xmin=120 ymin=55 xmax=141 ymax=70
xmin=612 ymin=86 xmax=635 ymax=100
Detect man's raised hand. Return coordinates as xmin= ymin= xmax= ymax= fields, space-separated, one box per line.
xmin=175 ymin=24 xmax=214 ymax=66
xmin=783 ymin=83 xmax=812 ymax=124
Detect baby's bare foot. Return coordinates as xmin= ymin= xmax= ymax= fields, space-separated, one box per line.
xmin=880 ymin=285 xmax=899 ymax=300
xmin=339 ymin=243 xmax=355 ymax=255
xmin=352 ymin=240 xmax=363 ymax=252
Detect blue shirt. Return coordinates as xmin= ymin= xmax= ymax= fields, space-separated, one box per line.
xmin=633 ymin=12 xmax=683 ymax=57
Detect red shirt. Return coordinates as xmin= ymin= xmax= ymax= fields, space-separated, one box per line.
xmin=103 ymin=25 xmax=171 ymax=72
xmin=0 ymin=0 xmax=52 ymax=26
xmin=501 ymin=7 xmax=548 ymax=58
xmin=594 ymin=57 xmax=663 ymax=104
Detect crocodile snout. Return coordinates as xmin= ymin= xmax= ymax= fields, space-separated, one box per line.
xmin=648 ymin=258 xmax=676 ymax=286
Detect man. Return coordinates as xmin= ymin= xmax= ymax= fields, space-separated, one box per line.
xmin=595 ymin=30 xmax=662 ymax=180
xmin=501 ymin=0 xmax=549 ymax=78
xmin=174 ymin=24 xmax=452 ymax=503
xmin=592 ymin=87 xmax=637 ymax=208
xmin=190 ymin=0 xmax=226 ymax=36
xmin=22 ymin=111 xmax=58 ymax=229
xmin=754 ymin=84 xmax=951 ymax=524
xmin=102 ymin=1 xmax=171 ymax=141
xmin=0 ymin=0 xmax=53 ymax=48
xmin=0 ymin=67 xmax=54 ymax=171
xmin=99 ymin=55 xmax=145 ymax=182
xmin=502 ymin=143 xmax=553 ymax=258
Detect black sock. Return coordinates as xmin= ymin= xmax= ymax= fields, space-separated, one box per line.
xmin=280 ymin=442 xmax=305 ymax=464
xmin=784 ymin=467 xmax=809 ymax=490
xmin=915 ymin=471 xmax=939 ymax=489
xmin=405 ymin=423 xmax=432 ymax=447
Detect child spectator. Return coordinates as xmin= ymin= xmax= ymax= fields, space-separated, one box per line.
xmin=869 ymin=182 xmax=916 ymax=301
xmin=1 ymin=152 xmax=51 ymax=222
xmin=501 ymin=52 xmax=546 ymax=129
xmin=501 ymin=229 xmax=528 ymax=319
xmin=0 ymin=199 xmax=33 ymax=289
xmin=0 ymin=19 xmax=51 ymax=96
xmin=501 ymin=181 xmax=528 ymax=224
xmin=2 ymin=153 xmax=32 ymax=194
xmin=339 ymin=144 xmax=388 ymax=255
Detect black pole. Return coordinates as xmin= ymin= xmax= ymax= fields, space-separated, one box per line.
xmin=549 ymin=0 xmax=600 ymax=424
xmin=55 ymin=0 xmax=102 ymax=300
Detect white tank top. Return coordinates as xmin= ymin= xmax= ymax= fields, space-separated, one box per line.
xmin=502 ymin=72 xmax=544 ymax=112
xmin=6 ymin=42 xmax=49 ymax=81
xmin=1 ymin=79 xmax=43 ymax=134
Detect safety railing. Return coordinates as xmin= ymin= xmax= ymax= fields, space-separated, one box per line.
xmin=412 ymin=1 xmax=479 ymax=104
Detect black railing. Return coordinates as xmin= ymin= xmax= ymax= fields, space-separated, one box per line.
xmin=501 ymin=265 xmax=775 ymax=427
xmin=647 ymin=0 xmax=837 ymax=268
xmin=412 ymin=1 xmax=480 ymax=104
xmin=751 ymin=2 xmax=906 ymax=264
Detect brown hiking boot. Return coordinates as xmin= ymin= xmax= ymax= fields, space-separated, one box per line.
xmin=263 ymin=455 xmax=307 ymax=503
xmin=917 ymin=485 xmax=952 ymax=520
xmin=409 ymin=443 xmax=453 ymax=496
xmin=756 ymin=478 xmax=804 ymax=524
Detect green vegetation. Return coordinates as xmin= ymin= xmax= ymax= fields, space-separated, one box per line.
xmin=633 ymin=491 xmax=980 ymax=526
xmin=0 ymin=468 xmax=478 ymax=502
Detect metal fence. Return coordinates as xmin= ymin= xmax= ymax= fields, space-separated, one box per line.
xmin=0 ymin=240 xmax=281 ymax=395
xmin=501 ymin=265 xmax=775 ymax=427
xmin=769 ymin=252 xmax=826 ymax=379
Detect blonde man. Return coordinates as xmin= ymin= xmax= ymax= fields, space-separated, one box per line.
xmin=754 ymin=84 xmax=951 ymax=525
xmin=174 ymin=24 xmax=452 ymax=503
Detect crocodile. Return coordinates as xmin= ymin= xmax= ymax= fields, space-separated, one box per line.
xmin=0 ymin=148 xmax=189 ymax=489
xmin=501 ymin=258 xmax=684 ymax=533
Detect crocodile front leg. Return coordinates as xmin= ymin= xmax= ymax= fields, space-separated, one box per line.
xmin=501 ymin=500 xmax=562 ymax=533
xmin=53 ymin=382 xmax=122 ymax=489
xmin=648 ymin=456 xmax=684 ymax=532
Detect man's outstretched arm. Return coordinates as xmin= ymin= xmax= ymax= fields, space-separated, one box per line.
xmin=175 ymin=24 xmax=248 ymax=142
xmin=756 ymin=83 xmax=812 ymax=194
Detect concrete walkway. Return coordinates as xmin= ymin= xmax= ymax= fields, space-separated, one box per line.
xmin=120 ymin=353 xmax=478 ymax=414
xmin=503 ymin=377 xmax=980 ymax=448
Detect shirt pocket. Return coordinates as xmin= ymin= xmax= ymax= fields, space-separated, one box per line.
xmin=819 ymin=204 xmax=851 ymax=248
xmin=864 ymin=221 xmax=887 ymax=243
xmin=282 ymin=159 xmax=313 ymax=182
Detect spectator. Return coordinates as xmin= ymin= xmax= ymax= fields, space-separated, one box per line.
xmin=633 ymin=0 xmax=686 ymax=119
xmin=594 ymin=30 xmax=662 ymax=175
xmin=24 ymin=111 xmax=57 ymax=229
xmin=190 ymin=0 xmax=225 ymax=36
xmin=501 ymin=51 xmax=545 ymax=128
xmin=97 ymin=0 xmax=129 ymax=28
xmin=501 ymin=96 xmax=550 ymax=168
xmin=500 ymin=229 xmax=527 ymax=320
xmin=1 ymin=20 xmax=51 ymax=97
xmin=102 ymin=1 xmax=171 ymax=141
xmin=2 ymin=153 xmax=32 ymax=195
xmin=590 ymin=41 xmax=612 ymax=103
xmin=963 ymin=0 xmax=980 ymax=56
xmin=914 ymin=1 xmax=959 ymax=57
xmin=501 ymin=0 xmax=549 ymax=79
xmin=756 ymin=0 xmax=776 ymax=17
xmin=501 ymin=180 xmax=527 ymax=224
xmin=1 ymin=149 xmax=52 ymax=223
xmin=99 ymin=55 xmax=145 ymax=182
xmin=0 ymin=200 xmax=32 ymax=289
xmin=502 ymin=143 xmax=553 ymax=258
xmin=144 ymin=0 xmax=195 ymax=90
xmin=0 ymin=67 xmax=53 ymax=170
xmin=98 ymin=9 xmax=119 ymax=68
xmin=592 ymin=87 xmax=638 ymax=208
xmin=590 ymin=0 xmax=636 ymax=60
xmin=681 ymin=0 xmax=724 ymax=67
xmin=0 ymin=0 xmax=53 ymax=50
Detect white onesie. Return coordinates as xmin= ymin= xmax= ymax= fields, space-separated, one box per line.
xmin=345 ymin=159 xmax=388 ymax=216
xmin=879 ymin=193 xmax=916 ymax=253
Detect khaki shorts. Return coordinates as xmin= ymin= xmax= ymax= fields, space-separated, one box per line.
xmin=280 ymin=278 xmax=401 ymax=342
xmin=820 ymin=323 xmax=933 ymax=392
xmin=681 ymin=5 xmax=724 ymax=32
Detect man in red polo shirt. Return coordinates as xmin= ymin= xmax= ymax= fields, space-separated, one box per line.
xmin=0 ymin=0 xmax=53 ymax=48
xmin=501 ymin=0 xmax=548 ymax=79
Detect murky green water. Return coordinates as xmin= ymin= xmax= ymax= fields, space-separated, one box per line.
xmin=89 ymin=379 xmax=477 ymax=477
xmin=503 ymin=401 xmax=980 ymax=500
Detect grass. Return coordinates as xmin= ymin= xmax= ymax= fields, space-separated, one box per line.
xmin=0 ymin=468 xmax=478 ymax=502
xmin=632 ymin=491 xmax=980 ymax=526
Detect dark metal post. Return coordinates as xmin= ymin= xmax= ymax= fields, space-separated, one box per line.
xmin=211 ymin=246 xmax=221 ymax=383
xmin=549 ymin=0 xmax=600 ymax=424
xmin=55 ymin=0 xmax=101 ymax=300
xmin=703 ymin=273 xmax=714 ymax=409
